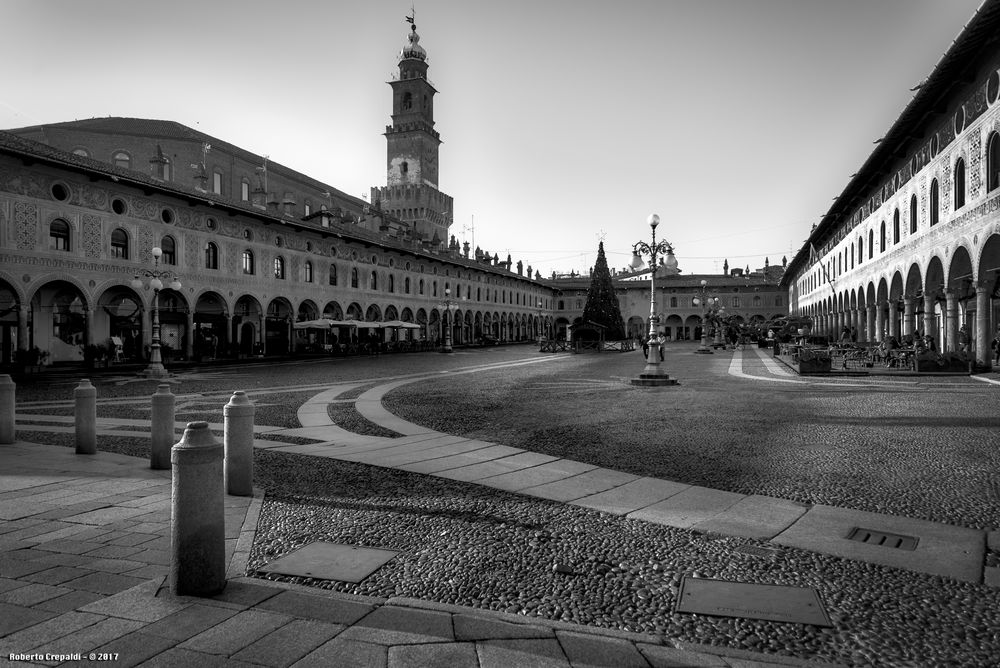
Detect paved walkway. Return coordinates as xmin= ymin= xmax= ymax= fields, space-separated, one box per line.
xmin=3 ymin=356 xmax=998 ymax=666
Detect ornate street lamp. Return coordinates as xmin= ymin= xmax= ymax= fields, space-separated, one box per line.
xmin=438 ymin=287 xmax=458 ymax=353
xmin=693 ymin=279 xmax=718 ymax=354
xmin=131 ymin=246 xmax=181 ymax=378
xmin=629 ymin=214 xmax=678 ymax=386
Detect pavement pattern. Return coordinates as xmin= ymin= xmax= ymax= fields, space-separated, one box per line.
xmin=3 ymin=347 xmax=999 ymax=666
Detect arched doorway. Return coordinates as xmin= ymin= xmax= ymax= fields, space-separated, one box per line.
xmin=266 ymin=298 xmax=293 ymax=355
xmin=194 ymin=292 xmax=228 ymax=359
xmin=96 ymin=287 xmax=143 ymax=362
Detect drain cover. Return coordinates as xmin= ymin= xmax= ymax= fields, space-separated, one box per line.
xmin=258 ymin=541 xmax=399 ymax=583
xmin=846 ymin=527 xmax=918 ymax=551
xmin=675 ymin=577 xmax=831 ymax=626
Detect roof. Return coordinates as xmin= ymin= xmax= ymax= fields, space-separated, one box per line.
xmin=781 ymin=0 xmax=1000 ymax=284
xmin=0 ymin=130 xmax=542 ymax=287
xmin=5 ymin=117 xmax=365 ymax=210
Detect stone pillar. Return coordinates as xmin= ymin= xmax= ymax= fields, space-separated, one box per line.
xmin=866 ymin=304 xmax=877 ymax=343
xmin=222 ymin=312 xmax=230 ymax=357
xmin=82 ymin=307 xmax=92 ymax=347
xmin=0 ymin=375 xmax=14 ymax=444
xmin=875 ymin=302 xmax=886 ymax=343
xmin=74 ymin=379 xmax=96 ymax=455
xmin=185 ymin=311 xmax=194 ymax=360
xmin=945 ymin=290 xmax=958 ymax=352
xmin=150 ymin=384 xmax=175 ymax=470
xmin=923 ymin=294 xmax=936 ymax=346
xmin=888 ymin=301 xmax=899 ymax=340
xmin=223 ymin=391 xmax=255 ymax=496
xmin=975 ymin=284 xmax=989 ymax=367
xmin=170 ymin=421 xmax=226 ymax=596
xmin=17 ymin=305 xmax=28 ymax=355
xmin=903 ymin=297 xmax=915 ymax=337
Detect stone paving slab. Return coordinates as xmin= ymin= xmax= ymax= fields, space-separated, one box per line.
xmin=433 ymin=451 xmax=558 ymax=482
xmin=230 ymin=617 xmax=345 ymax=667
xmin=476 ymin=458 xmax=598 ymax=492
xmin=693 ymin=494 xmax=810 ymax=540
xmin=772 ymin=504 xmax=985 ymax=583
xmin=571 ymin=478 xmax=691 ymax=515
xmin=627 ymin=486 xmax=746 ymax=529
xmin=394 ymin=444 xmax=515 ymax=474
xmin=521 ymin=467 xmax=639 ymax=502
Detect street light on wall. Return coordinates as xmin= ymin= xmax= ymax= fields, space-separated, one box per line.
xmin=629 ymin=213 xmax=678 ymax=386
xmin=131 ymin=246 xmax=182 ymax=378
xmin=692 ymin=279 xmax=719 ymax=354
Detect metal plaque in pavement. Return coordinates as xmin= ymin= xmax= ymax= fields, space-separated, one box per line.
xmin=258 ymin=541 xmax=399 ymax=583
xmin=675 ymin=576 xmax=831 ymax=626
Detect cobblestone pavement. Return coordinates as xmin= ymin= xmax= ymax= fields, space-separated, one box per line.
xmin=3 ymin=343 xmax=999 ymax=666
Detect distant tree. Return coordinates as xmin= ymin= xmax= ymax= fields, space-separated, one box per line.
xmin=581 ymin=241 xmax=626 ymax=340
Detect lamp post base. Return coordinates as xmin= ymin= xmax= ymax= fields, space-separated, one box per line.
xmin=695 ymin=340 xmax=714 ymax=354
xmin=631 ymin=343 xmax=679 ymax=386
xmin=139 ymin=364 xmax=170 ymax=379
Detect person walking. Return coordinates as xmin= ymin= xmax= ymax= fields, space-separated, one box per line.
xmin=992 ymin=325 xmax=1000 ymax=365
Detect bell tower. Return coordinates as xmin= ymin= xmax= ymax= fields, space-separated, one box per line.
xmin=371 ymin=16 xmax=453 ymax=246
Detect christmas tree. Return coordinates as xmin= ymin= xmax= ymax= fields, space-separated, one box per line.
xmin=581 ymin=241 xmax=626 ymax=340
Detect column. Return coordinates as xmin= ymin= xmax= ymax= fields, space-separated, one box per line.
xmin=17 ymin=305 xmax=28 ymax=353
xmin=866 ymin=304 xmax=876 ymax=342
xmin=888 ymin=301 xmax=899 ymax=340
xmin=923 ymin=294 xmax=936 ymax=346
xmin=945 ymin=290 xmax=958 ymax=352
xmin=82 ymin=307 xmax=92 ymax=347
xmin=903 ymin=297 xmax=915 ymax=338
xmin=185 ymin=311 xmax=194 ymax=360
xmin=975 ymin=284 xmax=989 ymax=366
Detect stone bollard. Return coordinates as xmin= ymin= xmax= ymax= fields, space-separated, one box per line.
xmin=74 ymin=379 xmax=97 ymax=454
xmin=150 ymin=384 xmax=175 ymax=470
xmin=0 ymin=375 xmax=15 ymax=444
xmin=170 ymin=421 xmax=226 ymax=596
xmin=223 ymin=391 xmax=255 ymax=496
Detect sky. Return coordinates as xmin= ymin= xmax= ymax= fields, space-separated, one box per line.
xmin=1 ymin=0 xmax=988 ymax=278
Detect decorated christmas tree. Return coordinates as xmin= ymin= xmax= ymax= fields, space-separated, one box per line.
xmin=581 ymin=241 xmax=626 ymax=340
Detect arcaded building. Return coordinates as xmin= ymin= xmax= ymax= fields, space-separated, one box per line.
xmin=0 ymin=21 xmax=551 ymax=366
xmin=782 ymin=0 xmax=1000 ymax=367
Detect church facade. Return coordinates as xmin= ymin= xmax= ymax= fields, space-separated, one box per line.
xmin=0 ymin=21 xmax=551 ymax=366
xmin=782 ymin=0 xmax=1000 ymax=367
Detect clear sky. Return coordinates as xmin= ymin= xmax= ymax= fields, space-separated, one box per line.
xmin=1 ymin=0 xmax=987 ymax=277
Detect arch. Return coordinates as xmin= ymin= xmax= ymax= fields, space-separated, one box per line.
xmin=400 ymin=307 xmax=414 ymax=322
xmin=265 ymin=297 xmax=293 ymax=355
xmin=234 ymin=295 xmax=263 ymax=356
xmin=930 ymin=178 xmax=940 ymax=225
xmin=384 ymin=304 xmax=399 ymax=321
xmin=954 ymin=157 xmax=966 ymax=209
xmin=29 ymin=280 xmax=89 ymax=363
xmin=346 ymin=302 xmax=363 ymax=320
xmin=322 ymin=301 xmax=344 ymax=320
xmin=365 ymin=304 xmax=382 ymax=322
xmin=193 ymin=290 xmax=228 ymax=359
xmin=297 ymin=300 xmax=319 ymax=321
xmin=95 ymin=286 xmax=143 ymax=362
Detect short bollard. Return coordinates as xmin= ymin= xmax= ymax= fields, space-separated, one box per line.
xmin=74 ymin=379 xmax=97 ymax=454
xmin=0 ymin=374 xmax=14 ymax=444
xmin=223 ymin=390 xmax=255 ymax=496
xmin=170 ymin=421 xmax=226 ymax=596
xmin=150 ymin=384 xmax=175 ymax=470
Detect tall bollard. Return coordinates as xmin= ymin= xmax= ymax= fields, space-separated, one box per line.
xmin=170 ymin=421 xmax=226 ymax=596
xmin=74 ymin=379 xmax=96 ymax=454
xmin=0 ymin=375 xmax=15 ymax=444
xmin=150 ymin=384 xmax=175 ymax=470
xmin=223 ymin=391 xmax=255 ymax=496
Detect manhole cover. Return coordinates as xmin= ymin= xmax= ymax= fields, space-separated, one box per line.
xmin=845 ymin=527 xmax=918 ymax=551
xmin=675 ymin=577 xmax=831 ymax=626
xmin=258 ymin=541 xmax=399 ymax=583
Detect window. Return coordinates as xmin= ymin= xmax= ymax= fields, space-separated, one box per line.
xmin=879 ymin=221 xmax=886 ymax=252
xmin=432 ymin=281 xmax=438 ymax=297
xmin=775 ymin=296 xmax=783 ymax=307
xmin=351 ymin=268 xmax=359 ymax=288
xmin=160 ymin=159 xmax=171 ymax=181
xmin=858 ymin=237 xmax=863 ymax=264
xmin=419 ymin=279 xmax=424 ymax=295
xmin=405 ymin=277 xmax=411 ymax=294
xmin=389 ymin=275 xmax=395 ymax=293
xmin=274 ymin=256 xmax=285 ymax=279
xmin=49 ymin=219 xmax=71 ymax=251
xmin=241 ymin=179 xmax=250 ymax=201
xmin=205 ymin=242 xmax=219 ymax=269
xmin=732 ymin=297 xmax=740 ymax=308
xmin=954 ymin=158 xmax=966 ymax=209
xmin=930 ymin=178 xmax=940 ymax=225
xmin=329 ymin=264 xmax=338 ymax=286
xmin=160 ymin=236 xmax=176 ymax=265
xmin=109 ymin=228 xmax=129 ymax=259
xmin=402 ymin=92 xmax=413 ymax=110
xmin=242 ymin=250 xmax=254 ymax=274
xmin=304 ymin=203 xmax=311 ymax=216
xmin=867 ymin=230 xmax=873 ymax=259
xmin=988 ymin=132 xmax=1000 ymax=193
xmin=370 ymin=271 xmax=378 ymax=290
xmin=113 ymin=151 xmax=130 ymax=169
xmin=910 ymin=195 xmax=918 ymax=234
xmin=850 ymin=243 xmax=855 ymax=269
xmin=670 ymin=297 xmax=677 ymax=308
xmin=213 ymin=170 xmax=223 ymax=195
xmin=892 ymin=210 xmax=899 ymax=244
xmin=753 ymin=295 xmax=761 ymax=307
xmin=304 ymin=261 xmax=313 ymax=283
